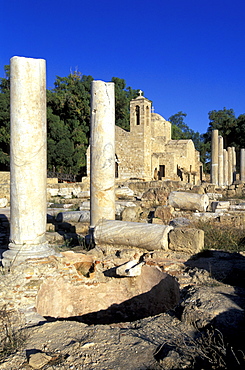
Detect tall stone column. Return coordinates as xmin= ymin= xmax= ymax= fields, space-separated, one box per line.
xmin=90 ymin=80 xmax=115 ymax=229
xmin=211 ymin=129 xmax=218 ymax=185
xmin=218 ymin=135 xmax=224 ymax=186
xmin=241 ymin=149 xmax=245 ymax=182
xmin=232 ymin=147 xmax=236 ymax=182
xmin=2 ymin=56 xmax=56 ymax=267
xmin=223 ymin=149 xmax=228 ymax=186
xmin=227 ymin=147 xmax=233 ymax=185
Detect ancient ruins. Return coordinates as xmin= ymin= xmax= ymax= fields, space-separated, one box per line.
xmin=0 ymin=56 xmax=245 ymax=369
xmin=87 ymin=91 xmax=203 ymax=184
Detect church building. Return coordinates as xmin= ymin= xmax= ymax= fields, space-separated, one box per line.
xmin=87 ymin=91 xmax=203 ymax=184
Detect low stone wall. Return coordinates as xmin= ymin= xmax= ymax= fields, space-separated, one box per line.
xmin=0 ymin=251 xmax=180 ymax=323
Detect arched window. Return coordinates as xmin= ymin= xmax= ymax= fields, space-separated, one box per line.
xmin=136 ymin=105 xmax=140 ymax=125
xmin=146 ymin=106 xmax=150 ymax=125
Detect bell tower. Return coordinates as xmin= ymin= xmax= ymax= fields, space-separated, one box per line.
xmin=129 ymin=91 xmax=152 ymax=179
xmin=130 ymin=90 xmax=152 ymax=131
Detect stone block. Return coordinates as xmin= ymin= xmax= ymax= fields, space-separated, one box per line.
xmin=168 ymin=228 xmax=204 ymax=254
xmin=115 ymin=186 xmax=135 ymax=199
xmin=155 ymin=205 xmax=173 ymax=223
xmin=0 ymin=198 xmax=8 ymax=208
xmin=211 ymin=201 xmax=230 ymax=212
xmin=121 ymin=205 xmax=142 ymax=222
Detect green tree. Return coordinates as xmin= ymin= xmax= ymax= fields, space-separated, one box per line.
xmin=0 ymin=65 xmax=10 ymax=170
xmin=111 ymin=77 xmax=139 ymax=131
xmin=235 ymin=114 xmax=245 ymax=149
xmin=168 ymin=111 xmax=208 ymax=168
xmin=47 ymin=71 xmax=93 ymax=174
xmin=204 ymin=108 xmax=237 ymax=148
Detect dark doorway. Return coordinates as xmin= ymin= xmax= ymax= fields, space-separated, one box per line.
xmin=159 ymin=165 xmax=165 ymax=179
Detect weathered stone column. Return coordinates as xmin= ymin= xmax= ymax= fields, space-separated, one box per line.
xmin=218 ymin=135 xmax=224 ymax=186
xmin=223 ymin=149 xmax=228 ymax=186
xmin=240 ymin=148 xmax=245 ymax=182
xmin=211 ymin=129 xmax=218 ymax=185
xmin=227 ymin=147 xmax=233 ymax=185
xmin=90 ymin=80 xmax=115 ymax=228
xmin=2 ymin=56 xmax=56 ymax=266
xmin=232 ymin=147 xmax=236 ymax=182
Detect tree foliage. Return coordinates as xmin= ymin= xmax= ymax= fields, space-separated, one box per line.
xmin=46 ymin=71 xmax=93 ymax=174
xmin=111 ymin=77 xmax=139 ymax=131
xmin=0 ymin=66 xmax=10 ymax=169
xmin=203 ymin=108 xmax=237 ymax=149
xmin=168 ymin=111 xmax=209 ymax=167
xmin=0 ymin=66 xmax=140 ymax=175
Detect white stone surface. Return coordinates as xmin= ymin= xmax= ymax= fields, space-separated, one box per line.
xmin=227 ymin=147 xmax=233 ymax=185
xmin=168 ymin=191 xmax=209 ymax=212
xmin=211 ymin=201 xmax=230 ymax=212
xmin=77 ymin=191 xmax=90 ymax=199
xmin=2 ymin=56 xmax=57 ymax=266
xmin=0 ymin=198 xmax=8 ymax=208
xmin=218 ymin=135 xmax=224 ymax=185
xmin=116 ymin=260 xmax=144 ymax=277
xmin=47 ymin=188 xmax=59 ymax=197
xmin=223 ymin=149 xmax=228 ymax=185
xmin=232 ymin=147 xmax=236 ymax=183
xmin=90 ymin=80 xmax=115 ymax=227
xmin=211 ymin=129 xmax=218 ymax=185
xmin=115 ymin=186 xmax=135 ymax=199
xmin=94 ymin=220 xmax=173 ymax=251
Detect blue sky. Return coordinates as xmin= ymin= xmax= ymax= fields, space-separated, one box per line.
xmin=1 ymin=0 xmax=245 ymax=134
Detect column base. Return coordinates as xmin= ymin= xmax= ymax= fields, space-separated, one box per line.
xmin=2 ymin=242 xmax=61 ymax=268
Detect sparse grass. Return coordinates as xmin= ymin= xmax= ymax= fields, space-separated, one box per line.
xmin=154 ymin=327 xmax=245 ymax=369
xmin=193 ymin=220 xmax=245 ymax=252
xmin=0 ymin=306 xmax=26 ymax=362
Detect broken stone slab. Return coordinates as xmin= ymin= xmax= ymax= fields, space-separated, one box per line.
xmin=47 ymin=188 xmax=59 ymax=197
xmin=116 ymin=259 xmax=145 ymax=277
xmin=168 ymin=228 xmax=204 ymax=254
xmin=168 ymin=191 xmax=209 ymax=212
xmin=229 ymin=204 xmax=245 ymax=210
xmin=193 ymin=212 xmax=221 ymax=220
xmin=169 ymin=217 xmax=191 ymax=227
xmin=211 ymin=201 xmax=230 ymax=212
xmin=57 ymin=187 xmax=74 ymax=196
xmin=154 ymin=205 xmax=174 ymax=224
xmin=0 ymin=198 xmax=8 ymax=208
xmin=94 ymin=220 xmax=173 ymax=251
xmin=121 ymin=205 xmax=142 ymax=222
xmin=76 ymin=190 xmax=91 ymax=199
xmin=56 ymin=211 xmax=90 ymax=223
xmin=28 ymin=352 xmax=53 ymax=369
xmin=79 ymin=200 xmax=90 ymax=210
xmin=206 ymin=192 xmax=223 ymax=200
xmin=115 ymin=186 xmax=135 ymax=199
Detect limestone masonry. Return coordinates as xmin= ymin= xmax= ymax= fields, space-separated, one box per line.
xmin=87 ymin=92 xmax=203 ymax=184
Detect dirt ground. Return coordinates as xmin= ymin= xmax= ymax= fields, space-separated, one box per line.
xmin=0 ymin=250 xmax=245 ymax=370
